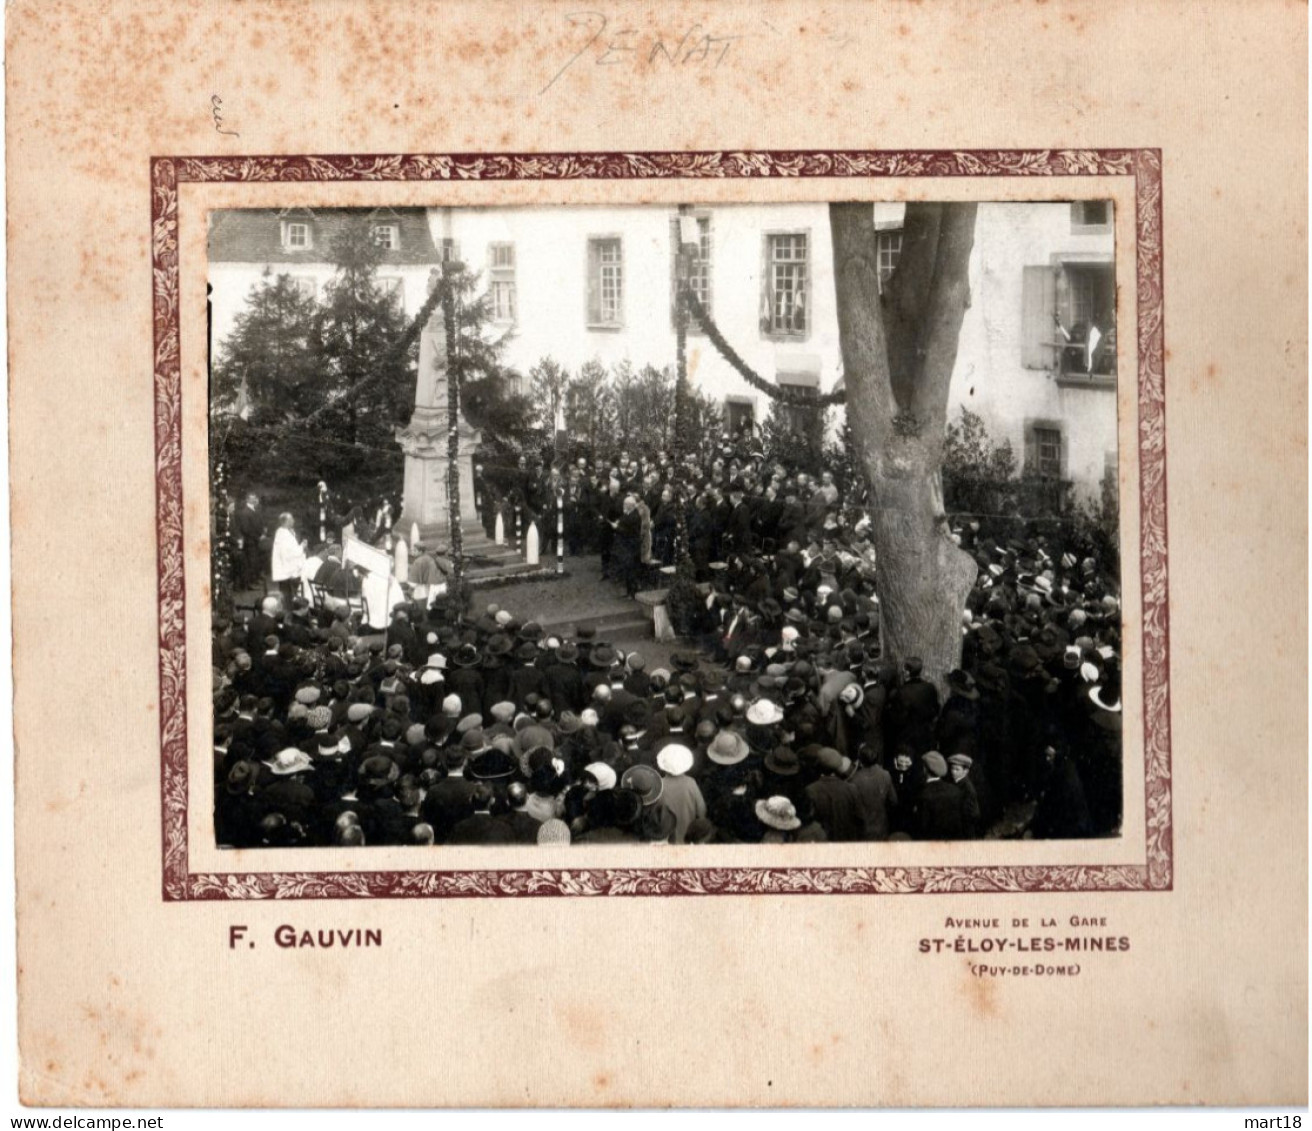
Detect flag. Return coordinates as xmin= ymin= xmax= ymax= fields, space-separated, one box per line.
xmin=1085 ymin=325 xmax=1103 ymax=373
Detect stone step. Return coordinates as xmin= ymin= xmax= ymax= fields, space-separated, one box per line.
xmin=537 ymin=604 xmax=654 ymax=643
xmin=465 ymin=559 xmax=556 ymax=583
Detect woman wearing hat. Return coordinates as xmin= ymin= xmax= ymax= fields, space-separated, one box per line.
xmin=761 ymin=745 xmax=809 ymax=805
xmin=259 ymin=747 xmax=316 ymax=832
xmin=700 ymin=730 xmax=763 ymax=843
xmin=655 ymin=744 xmax=705 ymax=844
xmin=753 ymin=795 xmax=826 ymax=844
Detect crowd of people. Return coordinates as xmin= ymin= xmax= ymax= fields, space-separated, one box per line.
xmin=469 ymin=435 xmax=852 ymax=601
xmin=214 ymin=436 xmax=1123 ymax=849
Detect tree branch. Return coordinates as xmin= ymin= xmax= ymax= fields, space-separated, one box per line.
xmin=882 ymin=202 xmax=942 ymax=409
xmin=910 ymin=202 xmax=978 ymax=448
xmin=829 ymin=202 xmax=896 ymax=463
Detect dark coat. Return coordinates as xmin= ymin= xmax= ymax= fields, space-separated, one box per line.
xmin=420 ymin=777 xmax=480 ymax=842
xmin=849 ymin=764 xmax=898 ymax=841
xmin=915 ymin=778 xmax=972 ymax=840
xmin=510 ymin=664 xmax=549 ymax=710
xmin=447 ymin=812 xmax=519 ymax=845
xmin=544 ymin=662 xmax=586 ymax=714
xmin=805 ymin=776 xmax=865 ymax=843
xmin=446 ymin=668 xmax=486 ymax=718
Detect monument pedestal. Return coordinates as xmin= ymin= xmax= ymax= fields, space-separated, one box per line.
xmin=394 ymin=268 xmax=482 ymax=552
xmin=396 ymin=407 xmax=481 ymax=549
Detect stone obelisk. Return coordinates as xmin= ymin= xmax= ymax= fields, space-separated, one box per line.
xmin=396 ymin=269 xmax=481 ymax=548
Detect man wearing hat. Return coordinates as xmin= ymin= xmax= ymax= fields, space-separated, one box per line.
xmin=573 ymin=786 xmax=645 ymax=844
xmin=804 ymin=747 xmax=863 ymax=842
xmin=761 ymin=744 xmax=808 ymax=804
xmin=447 ymin=785 xmax=518 ymax=845
xmin=510 ymin=642 xmax=548 ymax=709
xmin=947 ymin=753 xmax=983 ymax=837
xmin=915 ymin=751 xmax=972 ymax=840
xmin=216 ymin=761 xmax=265 ymax=848
xmin=418 ymin=758 xmax=479 ymax=844
xmin=234 ymin=492 xmax=267 ymax=592
xmin=545 ymin=641 xmax=585 ymax=714
xmin=849 ymin=745 xmax=898 ymax=841
xmin=447 ymin=644 xmax=486 ymax=718
xmin=936 ymin=669 xmax=981 ymax=759
xmin=888 ymin=657 xmax=940 ymax=756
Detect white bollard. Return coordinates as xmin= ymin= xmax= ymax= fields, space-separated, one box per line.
xmin=525 ymin=521 xmax=540 ymax=565
xmin=494 ymin=511 xmax=505 ymax=546
xmin=393 ymin=537 xmax=408 ymax=580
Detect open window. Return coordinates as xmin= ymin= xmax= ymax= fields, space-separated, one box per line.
xmin=761 ymin=231 xmax=809 ymax=339
xmin=1022 ymin=258 xmax=1116 ymax=379
xmin=774 ymin=356 xmax=821 ymax=435
xmin=724 ymin=397 xmax=756 ymax=437
xmin=670 ymin=212 xmax=712 ymax=329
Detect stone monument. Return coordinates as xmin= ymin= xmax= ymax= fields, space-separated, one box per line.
xmin=396 ymin=270 xmax=481 ymax=545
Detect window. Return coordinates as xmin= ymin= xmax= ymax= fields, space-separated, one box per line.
xmin=1071 ymin=200 xmax=1112 ymax=232
xmin=762 ymin=232 xmax=809 ymax=338
xmin=439 ymin=238 xmax=460 ymax=264
xmin=776 ymin=388 xmax=820 ymax=436
xmin=670 ymin=214 xmax=712 ymax=326
xmin=775 ymin=359 xmax=821 ymax=437
xmin=1026 ymin=424 xmax=1064 ymax=478
xmin=371 ymin=224 xmax=399 ymax=250
xmin=289 ymin=276 xmax=317 ymax=301
xmin=488 ymin=242 xmax=516 ymax=324
xmin=587 ymin=237 xmax=623 ymax=328
xmin=724 ymin=398 xmax=755 ymax=436
xmin=281 ymin=221 xmax=312 ymax=251
xmin=876 ymin=229 xmax=903 ymax=292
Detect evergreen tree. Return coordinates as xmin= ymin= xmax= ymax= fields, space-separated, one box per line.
xmin=760 ymin=395 xmax=826 ymax=476
xmin=211 ymin=217 xmax=417 ymax=498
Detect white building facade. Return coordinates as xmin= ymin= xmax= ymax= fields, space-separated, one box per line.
xmin=210 ymin=201 xmax=1118 ymax=500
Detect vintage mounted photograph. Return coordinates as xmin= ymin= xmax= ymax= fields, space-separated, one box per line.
xmin=207 ymin=199 xmax=1123 ymax=851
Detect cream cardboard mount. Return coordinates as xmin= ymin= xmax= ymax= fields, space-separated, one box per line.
xmin=7 ymin=0 xmax=1306 ymax=1109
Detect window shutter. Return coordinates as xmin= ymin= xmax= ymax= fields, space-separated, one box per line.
xmin=1023 ymin=427 xmax=1038 ymax=474
xmin=1055 ymin=266 xmax=1072 ymax=330
xmin=760 ymin=236 xmax=774 ymax=335
xmin=586 ymin=240 xmax=599 ymax=325
xmin=1021 ymin=265 xmax=1057 ymax=370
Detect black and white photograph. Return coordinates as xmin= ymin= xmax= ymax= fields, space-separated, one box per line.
xmin=207 ymin=199 xmax=1124 ymax=851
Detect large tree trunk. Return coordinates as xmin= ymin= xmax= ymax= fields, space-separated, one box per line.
xmin=831 ymin=201 xmax=980 ymax=691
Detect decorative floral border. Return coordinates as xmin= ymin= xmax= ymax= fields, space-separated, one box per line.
xmin=152 ymin=148 xmax=1170 ymax=900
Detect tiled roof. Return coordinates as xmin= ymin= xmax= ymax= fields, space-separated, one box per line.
xmin=208 ymin=208 xmax=439 ymax=266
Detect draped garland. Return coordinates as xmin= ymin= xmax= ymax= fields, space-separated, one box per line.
xmin=671 ymin=281 xmax=693 ymax=571
xmin=211 ymin=457 xmax=233 ymax=613
xmin=683 ymin=289 xmax=848 ymax=408
xmin=665 ymin=277 xmax=705 ymax=635
xmin=442 ymin=281 xmax=465 ymax=588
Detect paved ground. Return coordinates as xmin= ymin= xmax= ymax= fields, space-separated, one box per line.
xmin=473 ymin=554 xmax=626 ymax=622
xmin=479 ymin=555 xmax=692 ymax=671
xmin=234 ymin=553 xmax=692 ymax=668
